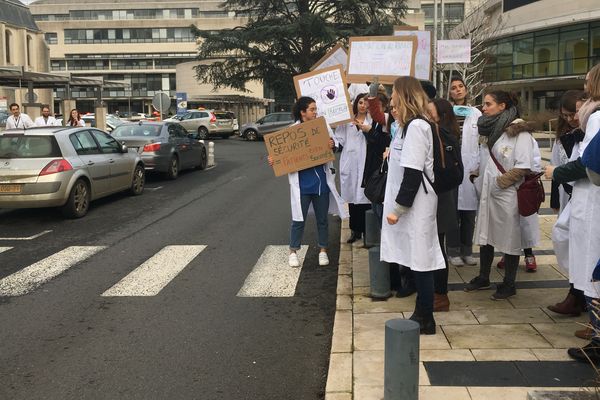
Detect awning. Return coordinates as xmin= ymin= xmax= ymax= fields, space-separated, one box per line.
xmin=0 ymin=66 xmax=129 ymax=89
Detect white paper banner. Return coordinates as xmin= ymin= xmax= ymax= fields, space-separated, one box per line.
xmin=437 ymin=39 xmax=472 ymax=64
xmin=394 ymin=30 xmax=431 ymax=80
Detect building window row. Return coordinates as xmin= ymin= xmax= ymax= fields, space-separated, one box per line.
xmin=45 ymin=32 xmax=58 ymax=45
xmin=64 ymin=28 xmax=195 ymax=44
xmin=483 ymin=22 xmax=600 ymax=82
xmin=54 ymin=73 xmax=176 ymax=98
xmin=51 ymin=58 xmax=194 ymax=71
xmin=34 ymin=8 xmax=198 ymax=21
xmin=64 ymin=52 xmax=196 ymax=59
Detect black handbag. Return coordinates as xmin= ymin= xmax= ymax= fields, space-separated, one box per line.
xmin=364 ymin=158 xmax=388 ymax=204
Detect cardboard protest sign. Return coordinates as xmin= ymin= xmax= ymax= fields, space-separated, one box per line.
xmin=394 ymin=27 xmax=432 ymax=81
xmin=264 ymin=117 xmax=335 ymax=177
xmin=311 ymin=43 xmax=348 ymax=72
xmin=346 ymin=36 xmax=417 ymax=84
xmin=293 ymin=65 xmax=353 ymax=127
xmin=437 ymin=39 xmax=472 ymax=64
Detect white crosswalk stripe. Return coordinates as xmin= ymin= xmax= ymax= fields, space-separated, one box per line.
xmin=0 ymin=230 xmax=52 ymax=241
xmin=0 ymin=246 xmax=106 ymax=296
xmin=0 ymin=247 xmax=13 ymax=254
xmin=102 ymin=245 xmax=206 ymax=297
xmin=237 ymin=245 xmax=309 ymax=298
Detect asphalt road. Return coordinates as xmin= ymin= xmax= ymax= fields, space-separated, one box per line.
xmin=0 ymin=137 xmax=341 ymax=400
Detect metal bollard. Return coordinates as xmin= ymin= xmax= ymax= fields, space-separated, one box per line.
xmin=384 ymin=319 xmax=420 ymax=400
xmin=364 ymin=209 xmax=380 ymax=248
xmin=369 ymin=246 xmax=391 ymax=299
xmin=207 ymin=141 xmax=215 ymax=167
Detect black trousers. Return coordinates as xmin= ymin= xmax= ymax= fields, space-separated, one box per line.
xmin=434 ymin=233 xmax=450 ymax=294
xmin=479 ymin=245 xmax=519 ymax=286
xmin=349 ymin=203 xmax=371 ymax=234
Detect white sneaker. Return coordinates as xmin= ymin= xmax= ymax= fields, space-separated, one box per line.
xmin=449 ymin=256 xmax=464 ymax=266
xmin=289 ymin=253 xmax=300 ymax=268
xmin=462 ymin=255 xmax=477 ymax=266
xmin=319 ymin=252 xmax=329 ymax=266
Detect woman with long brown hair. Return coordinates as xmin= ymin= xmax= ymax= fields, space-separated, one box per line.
xmin=67 ymin=109 xmax=85 ymax=127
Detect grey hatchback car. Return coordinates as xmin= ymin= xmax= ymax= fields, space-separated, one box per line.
xmin=240 ymin=112 xmax=294 ymax=141
xmin=111 ymin=121 xmax=207 ymax=179
xmin=0 ymin=126 xmax=145 ymax=218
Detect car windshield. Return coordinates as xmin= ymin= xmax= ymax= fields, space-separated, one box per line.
xmin=112 ymin=125 xmax=162 ymax=137
xmin=0 ymin=135 xmax=62 ymax=158
xmin=214 ymin=112 xmax=231 ymax=120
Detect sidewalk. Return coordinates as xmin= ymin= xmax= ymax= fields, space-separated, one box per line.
xmin=325 ymin=174 xmax=597 ymax=399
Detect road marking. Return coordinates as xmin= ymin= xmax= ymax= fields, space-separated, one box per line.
xmin=146 ymin=186 xmax=163 ymax=191
xmin=102 ymin=245 xmax=206 ymax=297
xmin=0 ymin=246 xmax=106 ymax=296
xmin=237 ymin=245 xmax=308 ymax=298
xmin=0 ymin=230 xmax=52 ymax=241
xmin=0 ymin=247 xmax=13 ymax=254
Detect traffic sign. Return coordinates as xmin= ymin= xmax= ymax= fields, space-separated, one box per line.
xmin=152 ymin=92 xmax=171 ymax=113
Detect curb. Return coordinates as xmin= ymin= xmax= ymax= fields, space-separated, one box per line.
xmin=325 ymin=218 xmax=354 ymax=400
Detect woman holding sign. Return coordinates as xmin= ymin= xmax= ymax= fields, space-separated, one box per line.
xmin=335 ymin=93 xmax=373 ymax=245
xmin=380 ymin=76 xmax=445 ymax=335
xmin=269 ymin=96 xmax=347 ymax=267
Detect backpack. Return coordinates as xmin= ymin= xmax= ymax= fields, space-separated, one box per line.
xmin=402 ymin=117 xmax=464 ymax=194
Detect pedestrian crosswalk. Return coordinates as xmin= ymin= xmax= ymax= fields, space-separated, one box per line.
xmin=0 ymin=244 xmax=317 ymax=299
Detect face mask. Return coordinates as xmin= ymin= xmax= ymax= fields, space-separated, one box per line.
xmin=390 ymin=121 xmax=399 ymax=140
xmin=453 ymin=105 xmax=472 ymax=117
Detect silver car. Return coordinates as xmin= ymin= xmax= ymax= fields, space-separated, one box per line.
xmin=166 ymin=110 xmax=235 ymax=140
xmin=0 ymin=126 xmax=145 ymax=218
xmin=111 ymin=121 xmax=207 ymax=179
xmin=240 ymin=112 xmax=294 ymax=141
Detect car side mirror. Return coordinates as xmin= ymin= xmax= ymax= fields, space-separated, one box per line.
xmin=120 ymin=144 xmax=128 ymax=153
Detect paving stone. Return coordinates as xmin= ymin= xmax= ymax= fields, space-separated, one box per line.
xmin=469 ymin=386 xmax=532 ymax=400
xmin=331 ymin=310 xmax=353 ymax=353
xmin=338 ymin=261 xmax=352 ymax=275
xmin=353 ymin=294 xmax=415 ymax=313
xmin=531 ymin=348 xmax=573 ymax=361
xmin=353 ymin=350 xmax=384 ymax=387
xmin=420 ymin=386 xmax=472 ymax=400
xmin=337 ymin=274 xmax=352 ymax=295
xmin=420 ymin=349 xmax=476 ymax=361
xmin=508 ymin=288 xmax=568 ymax=309
xmin=514 ymin=266 xmax=566 ymax=282
xmin=527 ymin=390 xmax=598 ymax=400
xmin=455 ymin=265 xmax=504 ymax=284
xmin=325 ymin=393 xmax=352 ymax=400
xmin=434 ymin=310 xmax=479 ymax=325
xmin=326 ymin=353 xmax=352 ymax=393
xmin=472 ymin=308 xmax=553 ymax=325
xmin=532 ymin=323 xmax=589 ymax=348
xmin=471 ymin=348 xmax=537 ymax=361
xmin=448 ymin=290 xmax=515 ymax=311
xmin=336 ymin=294 xmax=352 ymax=311
xmin=448 ymin=266 xmax=465 ymax=284
xmin=442 ymin=324 xmax=552 ymax=349
xmin=339 ymin=250 xmax=352 ymax=265
xmin=353 ymin=385 xmax=383 ymax=400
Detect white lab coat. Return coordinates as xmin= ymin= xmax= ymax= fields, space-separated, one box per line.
xmin=457 ymin=107 xmax=482 ymax=211
xmin=34 ymin=116 xmax=60 ymax=127
xmin=570 ymin=111 xmax=600 ymax=298
xmin=6 ymin=113 xmax=34 ymax=129
xmin=335 ymin=116 xmax=372 ymax=205
xmin=550 ymin=139 xmax=572 ymax=215
xmin=519 ymin=137 xmax=541 ymax=249
xmin=67 ymin=119 xmax=86 ymax=127
xmin=380 ymin=119 xmax=445 ymax=272
xmin=287 ymin=122 xmax=348 ymax=222
xmin=474 ymin=130 xmax=534 ymax=256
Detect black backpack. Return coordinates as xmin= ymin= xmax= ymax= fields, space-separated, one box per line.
xmin=402 ymin=117 xmax=464 ymax=194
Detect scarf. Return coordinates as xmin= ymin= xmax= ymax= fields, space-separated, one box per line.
xmin=477 ymin=106 xmax=518 ymax=149
xmin=578 ymin=99 xmax=600 ymax=132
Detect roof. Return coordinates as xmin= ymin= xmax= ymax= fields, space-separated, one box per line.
xmin=0 ymin=0 xmax=40 ymax=31
xmin=0 ymin=67 xmax=130 ymax=89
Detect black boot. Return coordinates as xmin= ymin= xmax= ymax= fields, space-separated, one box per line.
xmin=408 ymin=304 xmax=436 ymax=335
xmin=396 ymin=269 xmax=416 ymax=298
xmin=346 ymin=231 xmax=361 ymax=244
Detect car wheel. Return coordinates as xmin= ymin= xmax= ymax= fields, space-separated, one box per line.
xmin=129 ymin=164 xmax=145 ymax=195
xmin=245 ymin=129 xmax=258 ymax=141
xmin=61 ymin=179 xmax=90 ymax=218
xmin=196 ymin=148 xmax=207 ymax=170
xmin=166 ymin=156 xmax=179 ymax=180
xmin=197 ymin=127 xmax=209 ymax=140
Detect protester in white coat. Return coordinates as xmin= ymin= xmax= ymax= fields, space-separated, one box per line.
xmin=268 ymin=96 xmax=347 ymax=268
xmin=447 ymin=76 xmax=481 ymax=267
xmin=66 ymin=109 xmax=86 ymax=127
xmin=34 ymin=105 xmax=60 ymax=127
xmin=335 ymin=93 xmax=372 ymax=244
xmin=566 ymin=63 xmax=600 ymax=364
xmin=380 ymin=76 xmax=445 ymax=335
xmin=6 ymin=103 xmax=34 ymax=129
xmin=465 ymin=91 xmax=534 ymax=300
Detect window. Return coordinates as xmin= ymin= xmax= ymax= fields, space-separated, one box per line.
xmin=91 ymin=130 xmax=121 ymax=153
xmin=70 ymin=131 xmax=100 ymax=155
xmin=0 ymin=136 xmax=62 ymax=158
xmin=5 ymin=30 xmax=12 ymax=64
xmin=263 ymin=114 xmax=278 ymax=123
xmin=277 ymin=113 xmax=293 ymax=122
xmin=534 ymin=33 xmax=558 ymax=77
xmin=26 ymin=36 xmax=33 ymax=67
xmin=559 ymin=29 xmax=589 ymax=74
xmin=45 ymin=32 xmax=58 ymax=45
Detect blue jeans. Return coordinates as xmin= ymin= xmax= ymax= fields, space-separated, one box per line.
xmin=290 ymin=193 xmax=329 ymax=251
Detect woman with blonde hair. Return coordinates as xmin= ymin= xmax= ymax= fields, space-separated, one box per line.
xmin=380 ymin=76 xmax=445 ymax=335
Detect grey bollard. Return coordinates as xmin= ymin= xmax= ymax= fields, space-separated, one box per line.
xmin=384 ymin=319 xmax=420 ymax=400
xmin=364 ymin=209 xmax=380 ymax=248
xmin=369 ymin=246 xmax=391 ymax=299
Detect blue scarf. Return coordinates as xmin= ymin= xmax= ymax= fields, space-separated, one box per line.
xmin=390 ymin=121 xmax=399 ymax=140
xmin=453 ymin=105 xmax=472 ymax=117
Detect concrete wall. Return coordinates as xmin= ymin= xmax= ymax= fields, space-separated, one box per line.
xmin=176 ymin=61 xmax=263 ymax=98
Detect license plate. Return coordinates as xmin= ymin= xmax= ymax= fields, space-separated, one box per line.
xmin=0 ymin=184 xmax=22 ymax=193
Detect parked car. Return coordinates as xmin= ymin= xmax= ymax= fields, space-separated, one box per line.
xmin=240 ymin=112 xmax=294 ymax=141
xmin=0 ymin=126 xmax=145 ymax=218
xmin=111 ymin=121 xmax=207 ymax=179
xmin=166 ymin=109 xmax=235 ymax=140
xmin=78 ymin=114 xmax=123 ymax=132
xmin=0 ymin=110 xmax=8 ymax=129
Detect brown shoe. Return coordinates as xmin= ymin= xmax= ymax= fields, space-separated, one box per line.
xmin=547 ymin=293 xmax=584 ymax=316
xmin=575 ymin=326 xmax=594 ymax=340
xmin=433 ymin=293 xmax=450 ymax=312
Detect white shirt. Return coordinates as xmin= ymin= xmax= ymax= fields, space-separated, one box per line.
xmin=67 ymin=119 xmax=86 ymax=127
xmin=6 ymin=113 xmax=35 ymax=129
xmin=34 ymin=116 xmax=60 ymax=127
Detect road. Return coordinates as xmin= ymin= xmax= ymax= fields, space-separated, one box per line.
xmin=0 ymin=137 xmax=341 ymax=400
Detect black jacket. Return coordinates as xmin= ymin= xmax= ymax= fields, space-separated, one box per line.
xmin=361 ymin=121 xmax=391 ymax=189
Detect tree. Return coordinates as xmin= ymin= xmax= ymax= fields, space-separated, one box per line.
xmin=192 ymin=0 xmax=408 ymax=98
